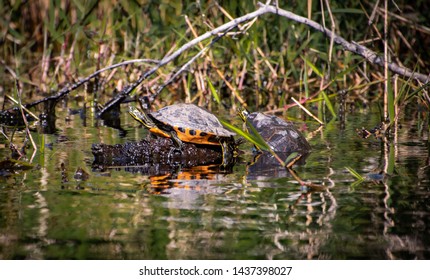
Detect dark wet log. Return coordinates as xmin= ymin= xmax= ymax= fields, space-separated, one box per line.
xmin=91 ymin=136 xmax=224 ymax=167
xmin=0 ymin=158 xmax=34 ymax=177
xmin=39 ymin=99 xmax=57 ymax=134
xmin=0 ymin=107 xmax=35 ymax=127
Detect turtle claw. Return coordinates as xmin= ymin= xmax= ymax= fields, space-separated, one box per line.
xmin=167 ymin=147 xmax=182 ymax=164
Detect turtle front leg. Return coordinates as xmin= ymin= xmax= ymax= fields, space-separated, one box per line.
xmin=220 ymin=139 xmax=235 ymax=168
xmin=167 ymin=131 xmax=183 ymax=163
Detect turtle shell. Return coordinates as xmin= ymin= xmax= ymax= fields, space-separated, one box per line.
xmin=149 ymin=103 xmax=235 ymax=145
xmin=246 ymin=112 xmax=311 ymax=154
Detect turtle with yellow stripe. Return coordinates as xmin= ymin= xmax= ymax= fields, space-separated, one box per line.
xmin=128 ymin=103 xmax=236 ymax=166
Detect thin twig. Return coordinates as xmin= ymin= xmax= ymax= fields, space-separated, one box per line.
xmin=384 ymin=0 xmax=389 ymax=121
xmin=368 ymin=0 xmax=380 ymax=25
xmin=291 ymin=97 xmax=324 ymax=125
xmin=5 ymin=94 xmax=40 ymax=121
xmin=118 ymin=5 xmax=275 ymax=101
xmin=184 ymin=13 xmax=248 ymax=106
xmin=375 ymin=6 xmax=430 ymax=35
xmin=16 ymin=80 xmax=37 ymax=155
xmin=324 ymin=0 xmax=335 ymax=65
xmin=154 ymin=41 xmax=212 ymax=97
xmin=256 ymin=47 xmax=278 ymax=78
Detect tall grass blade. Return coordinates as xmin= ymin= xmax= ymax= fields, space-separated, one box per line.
xmin=386 ymin=143 xmax=395 ymax=175
xmin=387 ymin=72 xmax=395 ymax=124
xmin=346 ymin=166 xmax=365 ymax=181
xmin=284 ymin=152 xmax=300 ymax=165
xmin=220 ymin=120 xmax=270 ymax=152
xmin=207 ymin=77 xmax=221 ymax=105
xmin=301 ymin=55 xmax=323 ymax=78
xmin=322 ymin=91 xmax=337 ymax=118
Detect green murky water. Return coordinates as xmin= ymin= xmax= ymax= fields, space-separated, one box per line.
xmin=0 ymin=105 xmax=429 ymax=259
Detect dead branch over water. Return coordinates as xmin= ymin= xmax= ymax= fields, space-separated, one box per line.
xmin=8 ymin=2 xmax=429 ymax=111
xmin=121 ymin=1 xmax=428 ymax=103
xmin=257 ymin=3 xmax=429 ymax=84
xmin=24 ymin=59 xmax=159 ymax=109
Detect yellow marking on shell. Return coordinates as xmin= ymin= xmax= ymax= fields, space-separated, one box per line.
xmin=149 ymin=127 xmax=171 ymax=138
xmin=172 ymin=126 xmax=220 ymax=145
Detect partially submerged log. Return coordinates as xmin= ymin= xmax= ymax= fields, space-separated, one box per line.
xmin=0 ymin=107 xmax=35 ymax=127
xmin=91 ymin=136 xmax=226 ymax=168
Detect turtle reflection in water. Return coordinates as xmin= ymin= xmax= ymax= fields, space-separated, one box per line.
xmin=239 ymin=109 xmax=311 ymax=168
xmin=128 ymin=103 xmax=236 ymax=167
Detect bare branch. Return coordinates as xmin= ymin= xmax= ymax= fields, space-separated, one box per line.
xmin=31 ymin=1 xmax=429 ymax=111
xmin=122 ymin=1 xmax=429 ymax=103
xmin=257 ymin=2 xmax=429 ymax=83
xmin=25 ymin=59 xmax=159 ymax=108
xmin=122 ymin=5 xmax=273 ymax=99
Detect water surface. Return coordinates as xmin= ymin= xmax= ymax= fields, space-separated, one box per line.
xmin=0 ymin=105 xmax=429 ymax=259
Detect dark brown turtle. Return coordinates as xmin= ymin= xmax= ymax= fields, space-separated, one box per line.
xmin=239 ymin=109 xmax=311 ymax=166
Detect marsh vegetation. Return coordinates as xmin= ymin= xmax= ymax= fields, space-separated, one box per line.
xmin=0 ymin=1 xmax=429 ymax=259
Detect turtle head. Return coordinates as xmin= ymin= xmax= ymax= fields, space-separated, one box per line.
xmin=237 ymin=107 xmax=250 ymax=122
xmin=128 ymin=106 xmax=156 ymax=129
